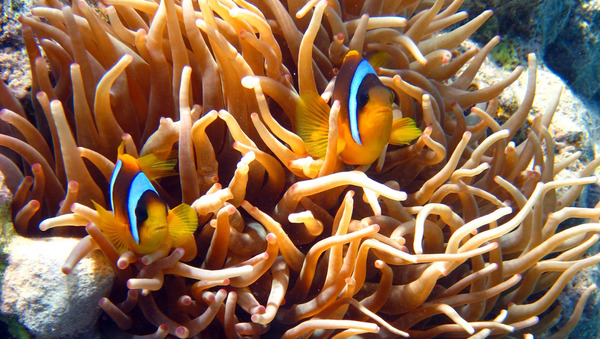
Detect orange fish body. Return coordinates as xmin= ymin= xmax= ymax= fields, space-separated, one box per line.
xmin=95 ymin=152 xmax=198 ymax=259
xmin=296 ymin=51 xmax=421 ymax=165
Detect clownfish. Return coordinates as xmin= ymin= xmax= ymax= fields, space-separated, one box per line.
xmin=94 ymin=149 xmax=198 ymax=256
xmin=296 ymin=50 xmax=421 ymax=165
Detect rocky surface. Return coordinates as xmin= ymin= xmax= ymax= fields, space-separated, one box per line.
xmin=462 ymin=0 xmax=600 ymax=105
xmin=545 ymin=0 xmax=600 ymax=102
xmin=0 ymin=0 xmax=34 ymax=100
xmin=464 ymin=39 xmax=600 ymax=338
xmin=0 ymin=235 xmax=115 ymax=338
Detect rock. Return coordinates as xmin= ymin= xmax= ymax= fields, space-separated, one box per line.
xmin=462 ymin=0 xmax=600 ymax=105
xmin=465 ymin=37 xmax=600 ymax=339
xmin=0 ymin=0 xmax=34 ymax=100
xmin=0 ymin=236 xmax=115 ymax=338
xmin=545 ymin=0 xmax=600 ymax=102
xmin=466 ymin=38 xmax=600 ymax=192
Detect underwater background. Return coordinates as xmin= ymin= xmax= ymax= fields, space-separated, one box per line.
xmin=2 ymin=0 xmax=600 ymax=338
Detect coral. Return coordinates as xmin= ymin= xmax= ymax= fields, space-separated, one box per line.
xmin=0 ymin=0 xmax=600 ymax=338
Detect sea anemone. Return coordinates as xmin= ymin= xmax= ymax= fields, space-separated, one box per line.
xmin=1 ymin=0 xmax=600 ymax=337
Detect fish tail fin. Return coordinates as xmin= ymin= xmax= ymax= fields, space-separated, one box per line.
xmin=389 ymin=117 xmax=422 ymax=145
xmin=93 ymin=201 xmax=129 ymax=253
xmin=296 ymin=91 xmax=331 ymax=158
xmin=167 ymin=204 xmax=199 ymax=248
xmin=136 ymin=152 xmax=178 ymax=181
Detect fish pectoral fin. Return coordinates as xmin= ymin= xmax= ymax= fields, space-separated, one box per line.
xmin=93 ymin=201 xmax=129 ymax=253
xmin=296 ymin=91 xmax=331 ymax=159
xmin=136 ymin=152 xmax=177 ymax=181
xmin=167 ymin=204 xmax=199 ymax=248
xmin=389 ymin=117 xmax=422 ymax=145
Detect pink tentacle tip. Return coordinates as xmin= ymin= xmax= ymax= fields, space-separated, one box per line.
xmin=61 ymin=265 xmax=72 ymax=275
xmin=223 ymin=278 xmax=230 ymax=285
xmin=30 ymin=200 xmax=40 ymax=209
xmin=98 ymin=297 xmax=108 ymax=306
xmin=205 ymin=293 xmax=216 ymax=303
xmin=157 ymin=324 xmax=169 ymax=336
xmin=117 ymin=260 xmax=129 ymax=270
xmin=442 ymin=52 xmax=452 ymax=64
xmin=175 ymin=326 xmax=189 ymax=338
xmin=266 ymin=233 xmax=277 ymax=242
xmin=335 ymin=32 xmax=344 ymax=40
xmin=179 ymin=295 xmax=192 ymax=305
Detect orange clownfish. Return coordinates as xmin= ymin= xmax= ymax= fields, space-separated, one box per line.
xmin=94 ymin=151 xmax=198 ymax=257
xmin=296 ymin=50 xmax=421 ymax=165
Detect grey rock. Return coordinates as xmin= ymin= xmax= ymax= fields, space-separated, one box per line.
xmin=545 ymin=0 xmax=600 ymax=101
xmin=0 ymin=236 xmax=115 ymax=338
xmin=0 ymin=0 xmax=34 ymax=100
xmin=462 ymin=0 xmax=600 ymax=103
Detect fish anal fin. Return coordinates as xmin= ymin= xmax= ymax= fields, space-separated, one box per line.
xmin=389 ymin=117 xmax=422 ymax=145
xmin=336 ymin=136 xmax=346 ymax=155
xmin=93 ymin=201 xmax=129 ymax=254
xmin=176 ymin=235 xmax=198 ymax=261
xmin=167 ymin=204 xmax=199 ymax=248
xmin=296 ymin=91 xmax=331 ymax=158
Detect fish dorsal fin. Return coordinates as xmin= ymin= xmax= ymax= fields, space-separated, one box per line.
xmin=343 ymin=50 xmax=361 ymax=63
xmin=136 ymin=152 xmax=177 ymax=181
xmin=368 ymin=51 xmax=390 ymax=70
xmin=117 ymin=140 xmax=126 ymax=157
xmin=93 ymin=201 xmax=129 ymax=253
xmin=296 ymin=91 xmax=331 ymax=159
xmin=167 ymin=204 xmax=198 ymax=247
xmin=389 ymin=117 xmax=422 ymax=145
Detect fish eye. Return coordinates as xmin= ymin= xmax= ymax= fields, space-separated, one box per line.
xmin=357 ymin=91 xmax=369 ymax=109
xmin=135 ymin=203 xmax=148 ymax=223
